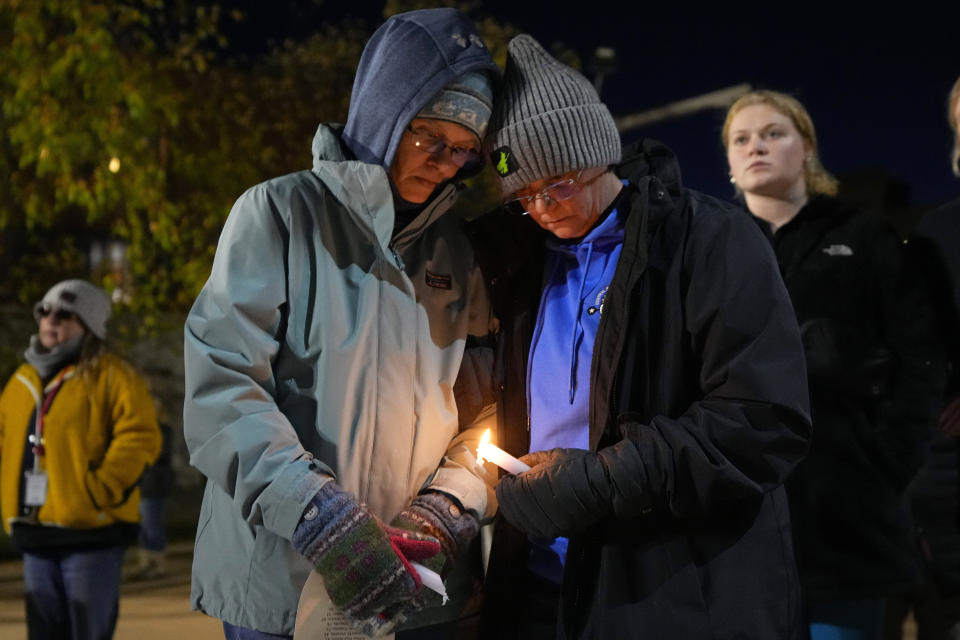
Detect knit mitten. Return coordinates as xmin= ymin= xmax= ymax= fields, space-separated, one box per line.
xmin=292 ymin=481 xmax=441 ymax=635
xmin=354 ymin=492 xmax=480 ymax=632
xmin=384 ymin=490 xmax=480 ymax=622
xmin=392 ymin=491 xmax=479 ymax=572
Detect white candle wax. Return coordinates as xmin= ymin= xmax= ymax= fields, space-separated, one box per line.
xmin=409 ymin=561 xmax=448 ymax=604
xmin=477 ymin=441 xmax=531 ymax=474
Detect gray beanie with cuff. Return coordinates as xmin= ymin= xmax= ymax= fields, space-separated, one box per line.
xmin=35 ymin=279 xmax=112 ymax=339
xmin=486 ymin=34 xmax=621 ymax=197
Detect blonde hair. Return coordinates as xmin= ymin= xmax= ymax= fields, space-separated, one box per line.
xmin=722 ymin=90 xmax=838 ymax=196
xmin=949 ymin=74 xmax=960 ymax=177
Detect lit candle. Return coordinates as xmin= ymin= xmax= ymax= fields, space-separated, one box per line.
xmin=476 ymin=429 xmax=530 ymax=474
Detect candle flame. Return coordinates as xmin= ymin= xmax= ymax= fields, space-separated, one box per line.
xmin=476 ymin=429 xmax=492 ymax=466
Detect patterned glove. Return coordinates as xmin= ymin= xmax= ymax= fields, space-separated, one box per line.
xmin=364 ymin=491 xmax=480 ymax=628
xmin=292 ymin=481 xmax=441 ymax=635
xmin=495 ymin=448 xmax=612 ymax=540
xmin=392 ymin=491 xmax=480 ymax=572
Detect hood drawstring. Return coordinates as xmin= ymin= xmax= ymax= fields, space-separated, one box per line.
xmin=568 ymin=242 xmax=594 ymax=404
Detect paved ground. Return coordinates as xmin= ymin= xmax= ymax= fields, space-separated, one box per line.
xmin=0 ymin=540 xmax=221 ymax=640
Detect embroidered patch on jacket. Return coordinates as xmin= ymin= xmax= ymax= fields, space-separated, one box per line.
xmin=586 ymin=286 xmax=608 ymax=317
xmin=425 ymin=270 xmax=453 ymax=290
xmin=821 ymin=244 xmax=854 ymax=256
xmin=491 ymin=146 xmax=519 ymax=177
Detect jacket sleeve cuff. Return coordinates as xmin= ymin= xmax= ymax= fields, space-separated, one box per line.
xmin=261 ymin=458 xmax=335 ymax=539
xmin=424 ymin=466 xmax=488 ymax=520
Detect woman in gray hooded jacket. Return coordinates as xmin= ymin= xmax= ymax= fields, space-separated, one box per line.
xmin=183 ymin=8 xmax=499 ymax=639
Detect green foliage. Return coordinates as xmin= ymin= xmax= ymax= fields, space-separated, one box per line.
xmin=0 ymin=1 xmax=363 ymax=316
xmin=0 ymin=0 xmax=521 ymax=320
xmin=0 ymin=303 xmax=33 ymax=385
xmin=1 ymin=1 xmax=213 ymax=312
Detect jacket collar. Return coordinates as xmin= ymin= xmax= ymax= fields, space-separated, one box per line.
xmin=310 ymin=124 xmax=460 ymax=252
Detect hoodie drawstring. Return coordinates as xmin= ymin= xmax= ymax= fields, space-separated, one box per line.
xmin=568 ymin=242 xmax=593 ymax=404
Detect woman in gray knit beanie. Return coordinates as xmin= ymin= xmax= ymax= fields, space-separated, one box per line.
xmin=484 ymin=34 xmax=623 ymax=239
xmin=0 ymin=278 xmax=161 ymax=639
xmin=474 ymin=33 xmax=812 ymax=640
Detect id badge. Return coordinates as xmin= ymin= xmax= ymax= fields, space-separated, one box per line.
xmin=23 ymin=471 xmax=48 ymax=507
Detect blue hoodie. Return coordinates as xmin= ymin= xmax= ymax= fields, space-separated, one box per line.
xmin=342 ymin=8 xmax=499 ymax=171
xmin=526 ymin=202 xmax=626 ymax=582
xmin=528 ymin=203 xmax=627 ymax=453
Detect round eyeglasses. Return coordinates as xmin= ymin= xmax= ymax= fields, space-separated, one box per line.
xmin=406 ymin=126 xmax=481 ymax=170
xmin=504 ymin=169 xmax=609 ymax=215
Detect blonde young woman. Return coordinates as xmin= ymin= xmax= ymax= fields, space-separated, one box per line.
xmin=723 ymin=90 xmax=946 ymax=640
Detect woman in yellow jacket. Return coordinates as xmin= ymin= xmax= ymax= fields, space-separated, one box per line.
xmin=0 ymin=279 xmax=161 ymax=639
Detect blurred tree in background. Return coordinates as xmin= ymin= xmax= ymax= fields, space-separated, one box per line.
xmin=0 ymin=0 xmax=538 ymax=552
xmin=0 ymin=0 xmax=524 ymax=320
xmin=0 ymin=0 xmax=366 ymax=318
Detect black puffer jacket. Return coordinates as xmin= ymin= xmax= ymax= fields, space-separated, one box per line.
xmin=754 ymin=194 xmax=947 ymax=602
xmin=471 ymin=140 xmax=812 ymax=639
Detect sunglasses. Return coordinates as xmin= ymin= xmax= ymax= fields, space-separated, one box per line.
xmin=406 ymin=126 xmax=482 ymax=171
xmin=35 ymin=304 xmax=76 ymax=322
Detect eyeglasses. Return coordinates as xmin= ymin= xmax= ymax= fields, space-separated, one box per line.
xmin=505 ymin=169 xmax=609 ymax=215
xmin=406 ymin=126 xmax=481 ymax=170
xmin=35 ymin=304 xmax=76 ymax=322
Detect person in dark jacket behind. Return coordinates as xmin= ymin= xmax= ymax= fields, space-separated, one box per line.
xmin=129 ymin=420 xmax=174 ymax=580
xmin=471 ymin=35 xmax=812 ymax=640
xmin=883 ymin=74 xmax=960 ymax=640
xmin=723 ymin=89 xmax=947 ymax=640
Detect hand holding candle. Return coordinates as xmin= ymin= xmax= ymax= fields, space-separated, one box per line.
xmin=476 ymin=429 xmax=530 ymax=474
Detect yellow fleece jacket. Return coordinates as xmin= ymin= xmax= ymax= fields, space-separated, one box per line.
xmin=0 ymin=352 xmax=161 ymax=535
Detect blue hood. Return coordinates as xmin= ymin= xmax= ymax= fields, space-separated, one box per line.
xmin=342 ymin=8 xmax=499 ymax=170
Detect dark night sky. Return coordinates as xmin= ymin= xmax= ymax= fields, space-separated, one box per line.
xmin=236 ymin=1 xmax=960 ymax=211
xmin=483 ymin=1 xmax=960 ymax=211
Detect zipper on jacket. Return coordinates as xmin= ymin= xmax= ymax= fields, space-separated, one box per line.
xmin=389 ymin=245 xmax=406 ymax=272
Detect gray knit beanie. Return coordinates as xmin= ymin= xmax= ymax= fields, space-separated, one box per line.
xmin=417 ymin=70 xmax=495 ymax=142
xmin=486 ymin=34 xmax=621 ymax=197
xmin=34 ymin=279 xmax=112 ymax=339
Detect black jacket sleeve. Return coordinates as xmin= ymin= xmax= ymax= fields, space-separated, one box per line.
xmin=602 ymin=195 xmax=812 ymax=519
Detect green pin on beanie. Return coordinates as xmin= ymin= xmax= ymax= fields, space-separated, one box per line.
xmin=492 ymin=147 xmax=517 ymax=176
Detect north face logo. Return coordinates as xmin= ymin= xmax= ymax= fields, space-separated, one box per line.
xmin=822 ymin=244 xmax=853 ymax=256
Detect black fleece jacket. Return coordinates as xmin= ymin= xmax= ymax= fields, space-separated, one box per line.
xmin=759 ymin=194 xmax=947 ymax=602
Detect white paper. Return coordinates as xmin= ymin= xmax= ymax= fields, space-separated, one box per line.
xmin=294 ymin=572 xmax=393 ymax=640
